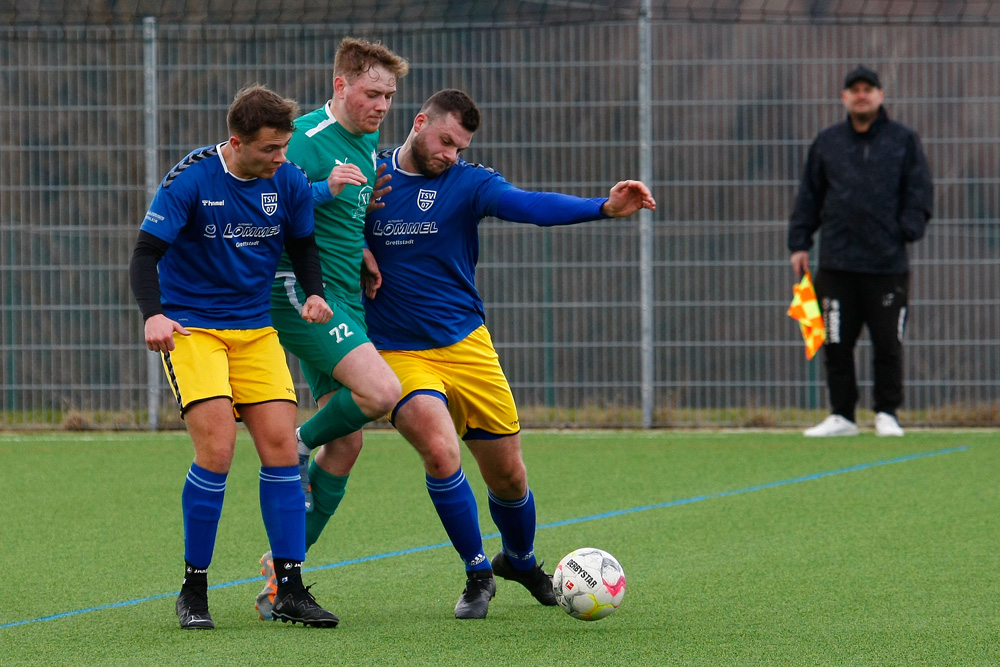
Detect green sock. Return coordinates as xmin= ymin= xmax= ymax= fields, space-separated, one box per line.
xmin=299 ymin=389 xmax=370 ymax=448
xmin=305 ymin=460 xmax=349 ymax=551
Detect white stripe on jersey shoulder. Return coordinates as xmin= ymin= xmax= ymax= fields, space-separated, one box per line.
xmin=305 ymin=102 xmax=339 ymax=138
xmin=216 ymin=142 xmax=231 ymax=174
xmin=390 ymin=147 xmax=422 ymax=177
xmin=217 ymin=141 xmax=258 ymax=182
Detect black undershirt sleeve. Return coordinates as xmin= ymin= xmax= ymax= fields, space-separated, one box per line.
xmin=128 ymin=230 xmax=170 ymax=321
xmin=284 ymin=233 xmax=325 ymax=300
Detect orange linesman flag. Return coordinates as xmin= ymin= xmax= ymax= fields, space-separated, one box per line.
xmin=787 ymin=271 xmax=826 ymax=360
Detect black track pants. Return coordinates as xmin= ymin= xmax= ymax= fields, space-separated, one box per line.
xmin=813 ymin=270 xmax=909 ymax=422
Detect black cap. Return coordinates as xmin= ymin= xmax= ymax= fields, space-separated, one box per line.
xmin=844 ymin=65 xmax=881 ymax=89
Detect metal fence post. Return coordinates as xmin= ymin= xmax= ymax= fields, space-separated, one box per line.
xmin=143 ymin=16 xmax=161 ymax=430
xmin=639 ymin=0 xmax=655 ymax=428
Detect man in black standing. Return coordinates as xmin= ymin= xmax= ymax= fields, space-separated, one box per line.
xmin=789 ymin=65 xmax=933 ymax=437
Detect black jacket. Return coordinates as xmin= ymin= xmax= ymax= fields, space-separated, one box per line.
xmin=788 ymin=107 xmax=933 ymax=274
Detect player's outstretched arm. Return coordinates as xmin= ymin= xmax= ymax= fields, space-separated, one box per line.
xmin=600 ymin=180 xmax=656 ymax=218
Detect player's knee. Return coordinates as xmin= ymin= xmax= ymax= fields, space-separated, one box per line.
xmin=489 ymin=477 xmax=527 ymax=498
xmin=376 ymin=382 xmax=402 ymax=416
xmin=485 ymin=463 xmax=527 ymax=497
xmin=424 ymin=459 xmax=456 ymax=479
xmin=362 ymin=375 xmax=401 ymax=418
xmin=192 ymin=442 xmax=236 ymax=473
xmin=419 ymin=443 xmax=462 ymax=478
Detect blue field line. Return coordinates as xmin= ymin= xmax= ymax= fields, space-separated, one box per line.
xmin=0 ymin=444 xmax=968 ymax=630
xmin=538 ymin=444 xmax=970 ymax=529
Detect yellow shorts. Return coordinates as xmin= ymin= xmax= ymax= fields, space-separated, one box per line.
xmin=162 ymin=327 xmax=297 ymax=417
xmin=380 ymin=325 xmax=520 ymax=440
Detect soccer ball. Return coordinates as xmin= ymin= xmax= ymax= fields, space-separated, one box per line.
xmin=552 ymin=548 xmax=626 ymax=621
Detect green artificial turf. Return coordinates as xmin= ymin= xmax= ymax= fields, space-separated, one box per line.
xmin=1 ymin=429 xmax=997 ymax=665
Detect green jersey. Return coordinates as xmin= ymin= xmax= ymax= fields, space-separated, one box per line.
xmin=277 ymin=102 xmax=378 ymax=300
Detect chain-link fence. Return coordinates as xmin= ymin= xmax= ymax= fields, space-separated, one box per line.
xmin=2 ymin=8 xmax=998 ymax=429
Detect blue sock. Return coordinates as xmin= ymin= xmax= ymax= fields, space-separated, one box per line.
xmin=488 ymin=488 xmax=538 ymax=570
xmin=181 ymin=463 xmax=227 ymax=569
xmin=260 ymin=466 xmax=306 ymax=562
xmin=426 ymin=469 xmax=490 ymax=572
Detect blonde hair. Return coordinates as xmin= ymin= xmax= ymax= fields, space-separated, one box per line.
xmin=334 ymin=37 xmax=409 ymax=83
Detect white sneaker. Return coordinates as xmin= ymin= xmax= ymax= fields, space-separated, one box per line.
xmin=803 ymin=414 xmax=860 ymax=437
xmin=874 ymin=412 xmax=904 ymax=437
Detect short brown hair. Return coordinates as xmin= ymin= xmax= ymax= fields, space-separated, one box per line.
xmin=420 ymin=89 xmax=480 ymax=133
xmin=334 ymin=37 xmax=409 ymax=83
xmin=226 ymin=83 xmax=299 ymax=140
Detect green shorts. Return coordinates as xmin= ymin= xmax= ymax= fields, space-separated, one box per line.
xmin=271 ymin=272 xmax=369 ymax=402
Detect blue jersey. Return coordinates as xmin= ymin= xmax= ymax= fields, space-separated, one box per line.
xmin=140 ymin=143 xmax=314 ymax=328
xmin=363 ymin=149 xmax=516 ymax=350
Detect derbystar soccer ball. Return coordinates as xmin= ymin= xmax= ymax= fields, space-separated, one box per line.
xmin=552 ymin=548 xmax=626 ymax=621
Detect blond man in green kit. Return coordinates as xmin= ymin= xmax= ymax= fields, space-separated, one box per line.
xmin=257 ymin=37 xmax=408 ymax=621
